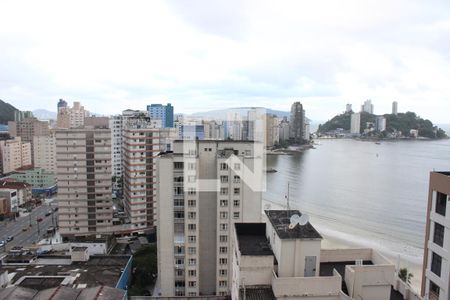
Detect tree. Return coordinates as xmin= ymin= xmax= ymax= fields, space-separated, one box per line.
xmin=398 ymin=267 xmax=413 ymax=284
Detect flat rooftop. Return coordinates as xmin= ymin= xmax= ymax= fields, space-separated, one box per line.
xmin=265 ymin=210 xmax=322 ymax=240
xmin=235 ymin=223 xmax=273 ymax=256
xmin=240 ymin=286 xmax=276 ymax=300
xmin=1 ymin=255 xmax=131 ymax=290
xmin=0 ymin=286 xmax=126 ymax=300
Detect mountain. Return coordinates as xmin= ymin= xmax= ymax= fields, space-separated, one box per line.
xmin=318 ymin=111 xmax=447 ymax=139
xmin=0 ymin=99 xmax=19 ymax=124
xmin=189 ymin=107 xmax=290 ymax=119
xmin=32 ymin=109 xmax=57 ymax=120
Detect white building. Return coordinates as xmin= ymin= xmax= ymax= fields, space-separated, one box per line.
xmin=33 ymin=132 xmax=57 ymax=173
xmin=375 ymin=116 xmax=387 ymax=132
xmin=422 ymin=171 xmax=450 ymax=300
xmin=350 ymin=113 xmax=361 ymax=135
xmin=156 ymin=140 xmax=263 ymax=296
xmin=392 ymin=101 xmax=398 ymax=115
xmin=361 ymin=99 xmax=374 ymax=114
xmin=0 ymin=137 xmax=32 ymax=174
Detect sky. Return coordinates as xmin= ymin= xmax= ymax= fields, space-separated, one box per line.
xmin=1 ymin=0 xmax=450 ymax=123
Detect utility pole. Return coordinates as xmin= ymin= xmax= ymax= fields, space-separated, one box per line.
xmin=36 ymin=217 xmax=40 ymax=240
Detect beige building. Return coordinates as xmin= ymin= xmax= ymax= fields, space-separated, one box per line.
xmin=0 ymin=137 xmax=32 ymax=174
xmin=57 ymin=101 xmax=90 ymax=129
xmin=33 ymin=131 xmax=57 ymax=173
xmin=156 ymin=140 xmax=262 ymax=297
xmin=265 ymin=114 xmax=280 ymax=148
xmin=422 ymin=171 xmax=450 ymax=300
xmin=122 ymin=116 xmax=160 ymax=232
xmin=231 ymin=210 xmax=398 ymax=300
xmin=56 ymin=119 xmax=113 ymax=237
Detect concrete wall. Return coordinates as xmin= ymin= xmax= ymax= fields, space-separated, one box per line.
xmin=320 ymin=248 xmax=372 ymax=263
xmin=394 ymin=278 xmax=422 ymax=300
xmin=345 ymin=264 xmax=395 ymax=300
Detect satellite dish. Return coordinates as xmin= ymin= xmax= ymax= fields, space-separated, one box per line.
xmin=288 ymin=213 xmax=310 ymax=229
xmin=264 ymin=204 xmax=271 ymax=210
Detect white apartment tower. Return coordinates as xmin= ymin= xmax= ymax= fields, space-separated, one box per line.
xmin=392 ymin=101 xmax=398 ymax=115
xmin=350 ymin=112 xmax=361 ymax=135
xmin=422 ymin=171 xmax=450 ymax=300
xmin=122 ymin=116 xmax=160 ymax=232
xmin=361 ymin=99 xmax=374 ymax=114
xmin=56 ymin=120 xmax=113 ymax=237
xmin=156 ymin=140 xmax=262 ymax=297
xmin=33 ymin=131 xmax=57 ymax=173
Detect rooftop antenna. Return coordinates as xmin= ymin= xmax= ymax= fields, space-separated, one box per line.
xmin=289 ymin=213 xmax=310 ymax=229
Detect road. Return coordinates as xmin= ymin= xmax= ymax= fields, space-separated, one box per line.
xmin=0 ymin=204 xmax=58 ymax=252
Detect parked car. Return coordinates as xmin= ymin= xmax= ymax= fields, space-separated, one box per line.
xmin=6 ymin=236 xmax=13 ymax=242
xmin=22 ymin=227 xmax=28 ymax=231
xmin=37 ymin=217 xmax=43 ymax=222
xmin=53 ymin=207 xmax=58 ymax=212
xmin=45 ymin=210 xmax=52 ymax=217
xmin=0 ymin=240 xmax=4 ymax=247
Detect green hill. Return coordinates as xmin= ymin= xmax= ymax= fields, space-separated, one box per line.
xmin=318 ymin=111 xmax=447 ymax=139
xmin=0 ymin=99 xmax=19 ymax=124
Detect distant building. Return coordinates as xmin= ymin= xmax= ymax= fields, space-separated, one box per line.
xmin=8 ymin=167 xmax=57 ymax=195
xmin=14 ymin=111 xmax=33 ymax=122
xmin=56 ymin=118 xmax=113 ymax=237
xmin=345 ymin=103 xmax=352 ymax=112
xmin=33 ymin=132 xmax=56 ymax=173
xmin=0 ymin=189 xmax=17 ymax=214
xmin=180 ymin=124 xmax=205 ymax=140
xmin=289 ymin=102 xmax=305 ymax=143
xmin=422 ymin=172 xmax=450 ymax=300
xmin=375 ymin=116 xmax=386 ymax=132
xmin=147 ymin=103 xmax=174 ymax=128
xmin=361 ymin=99 xmax=374 ymax=114
xmin=0 ymin=180 xmax=32 ymax=207
xmin=0 ymin=137 xmax=32 ymax=175
xmin=57 ymin=101 xmax=89 ymax=129
xmin=265 ymin=114 xmax=279 ymax=148
xmin=392 ymin=101 xmax=398 ymax=115
xmin=278 ymin=118 xmax=290 ymax=142
xmin=350 ymin=112 xmax=361 ymax=135
xmin=57 ymin=98 xmax=68 ymax=112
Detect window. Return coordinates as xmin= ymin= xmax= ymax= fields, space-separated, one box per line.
xmin=188 ymin=175 xmax=196 ymax=182
xmin=436 ymin=192 xmax=447 ymax=216
xmin=174 ymin=211 xmax=184 ymax=219
xmin=219 ymin=269 xmax=227 ymax=276
xmin=188 ymin=281 xmax=196 ymax=287
xmin=219 ymin=246 xmax=227 ymax=254
xmin=188 ymin=292 xmax=197 ymax=296
xmin=219 ymin=235 xmax=228 ymax=243
xmin=234 ymin=163 xmax=240 ymax=170
xmin=188 ymin=162 xmax=196 ymax=170
xmin=174 ymin=199 xmax=184 ymax=207
xmin=220 ymin=199 xmax=228 ymax=207
xmin=220 ymin=163 xmax=228 ymax=170
xmin=219 ymin=258 xmax=227 ymax=265
xmin=188 ymin=188 xmax=196 ymax=195
xmin=188 ymin=199 xmax=196 ymax=207
xmin=234 ymin=175 xmax=240 ymax=183
xmin=189 ymin=258 xmax=197 ymax=266
xmin=433 ymin=222 xmax=444 ymax=247
xmin=220 ymin=188 xmax=228 ymax=195
xmin=234 ymin=188 xmax=240 ymax=195
xmin=431 ymin=252 xmax=442 ymax=276
xmin=220 ymin=211 xmax=228 ymax=219
xmin=219 ymin=280 xmax=227 ymax=287
xmin=188 ymin=235 xmax=196 ymax=243
xmin=220 ymin=223 xmax=228 ymax=231
xmin=188 ymin=224 xmax=196 ymax=231
xmin=220 ymin=176 xmax=228 ymax=183
xmin=233 ymin=199 xmax=240 ymax=207
xmin=188 ymin=212 xmax=196 ymax=219
xmin=233 ymin=212 xmax=240 ymax=219
xmin=429 ymin=281 xmax=440 ymax=298
xmin=188 ymin=247 xmax=196 ymax=254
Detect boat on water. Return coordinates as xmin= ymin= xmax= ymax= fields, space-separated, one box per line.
xmin=375 ymin=141 xmax=381 ymax=145
xmin=265 ymin=168 xmax=278 ymax=173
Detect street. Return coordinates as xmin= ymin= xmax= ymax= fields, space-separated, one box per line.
xmin=0 ymin=203 xmax=58 ymax=252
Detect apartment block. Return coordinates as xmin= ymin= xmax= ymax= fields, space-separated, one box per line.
xmin=289 ymin=101 xmax=305 ymax=143
xmin=147 ymin=103 xmax=174 ymax=128
xmin=56 ymin=120 xmax=113 ymax=237
xmin=122 ymin=116 xmax=160 ymax=232
xmin=422 ymin=171 xmax=450 ymax=300
xmin=0 ymin=137 xmax=32 ymax=174
xmin=156 ymin=140 xmax=262 ymax=297
xmin=57 ymin=101 xmax=89 ymax=129
xmin=33 ymin=131 xmax=57 ymax=173
xmin=350 ymin=112 xmax=361 ymax=135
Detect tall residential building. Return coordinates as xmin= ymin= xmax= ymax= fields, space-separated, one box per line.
xmin=350 ymin=112 xmax=361 ymax=135
xmin=361 ymin=99 xmax=374 ymax=114
xmin=56 ymin=119 xmax=113 ymax=237
xmin=122 ymin=116 xmax=160 ymax=232
xmin=0 ymin=137 xmax=32 ymax=174
xmin=265 ymin=114 xmax=279 ymax=148
xmin=375 ymin=116 xmax=386 ymax=132
xmin=289 ymin=101 xmax=305 ymax=143
xmin=8 ymin=117 xmax=50 ymax=164
xmin=392 ymin=101 xmax=398 ymax=115
xmin=33 ymin=131 xmax=57 ymax=173
xmin=422 ymin=171 xmax=450 ymax=300
xmin=156 ymin=140 xmax=262 ymax=296
xmin=147 ymin=103 xmax=174 ymax=128
xmin=57 ymin=98 xmax=68 ymax=112
xmin=14 ymin=111 xmax=33 ymax=122
xmin=345 ymin=103 xmax=352 ymax=112
xmin=278 ymin=118 xmax=290 ymax=141
xmin=57 ymin=101 xmax=89 ymax=129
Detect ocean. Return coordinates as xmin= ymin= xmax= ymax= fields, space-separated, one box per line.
xmin=263 ymin=138 xmax=450 ymax=267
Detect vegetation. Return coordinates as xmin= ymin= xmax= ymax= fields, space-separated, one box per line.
xmin=318 ymin=111 xmax=447 ymax=139
xmin=128 ymin=244 xmax=157 ymax=296
xmin=0 ymin=99 xmax=19 ymax=124
xmin=398 ymin=267 xmax=413 ymax=284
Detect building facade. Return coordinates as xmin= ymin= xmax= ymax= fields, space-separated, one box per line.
xmin=57 ymin=101 xmax=89 ymax=129
xmin=56 ymin=120 xmax=113 ymax=237
xmin=156 ymin=140 xmax=262 ymax=296
xmin=361 ymin=99 xmax=374 ymax=114
xmin=122 ymin=116 xmax=160 ymax=232
xmin=392 ymin=101 xmax=398 ymax=115
xmin=350 ymin=112 xmax=361 ymax=135
xmin=33 ymin=132 xmax=56 ymax=173
xmin=0 ymin=137 xmax=32 ymax=174
xmin=147 ymin=103 xmax=174 ymax=128
xmin=422 ymin=171 xmax=450 ymax=300
xmin=289 ymin=102 xmax=305 ymax=143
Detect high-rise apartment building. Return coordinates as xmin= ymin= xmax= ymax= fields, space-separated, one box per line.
xmin=156 ymin=140 xmax=262 ymax=296
xmin=350 ymin=112 xmax=361 ymax=135
xmin=421 ymin=171 xmax=450 ymax=300
xmin=289 ymin=102 xmax=305 ymax=143
xmin=265 ymin=114 xmax=279 ymax=148
xmin=57 ymin=101 xmax=89 ymax=129
xmin=56 ymin=119 xmax=113 ymax=237
xmin=122 ymin=116 xmax=160 ymax=232
xmin=33 ymin=131 xmax=57 ymax=173
xmin=361 ymin=99 xmax=374 ymax=114
xmin=392 ymin=101 xmax=398 ymax=115
xmin=0 ymin=137 xmax=32 ymax=174
xmin=346 ymin=103 xmax=352 ymax=112
xmin=147 ymin=103 xmax=174 ymax=128
xmin=375 ymin=116 xmax=386 ymax=132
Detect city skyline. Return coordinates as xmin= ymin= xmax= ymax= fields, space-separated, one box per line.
xmin=1 ymin=1 xmax=450 ymax=123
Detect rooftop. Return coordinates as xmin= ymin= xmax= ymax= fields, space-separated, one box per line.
xmin=240 ymin=286 xmax=276 ymax=300
xmin=265 ymin=210 xmax=322 ymax=240
xmin=235 ymin=223 xmax=273 ymax=256
xmin=0 ymin=286 xmax=126 ymax=300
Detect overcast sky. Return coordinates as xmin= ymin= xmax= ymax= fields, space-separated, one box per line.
xmin=1 ymin=0 xmax=450 ymax=123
